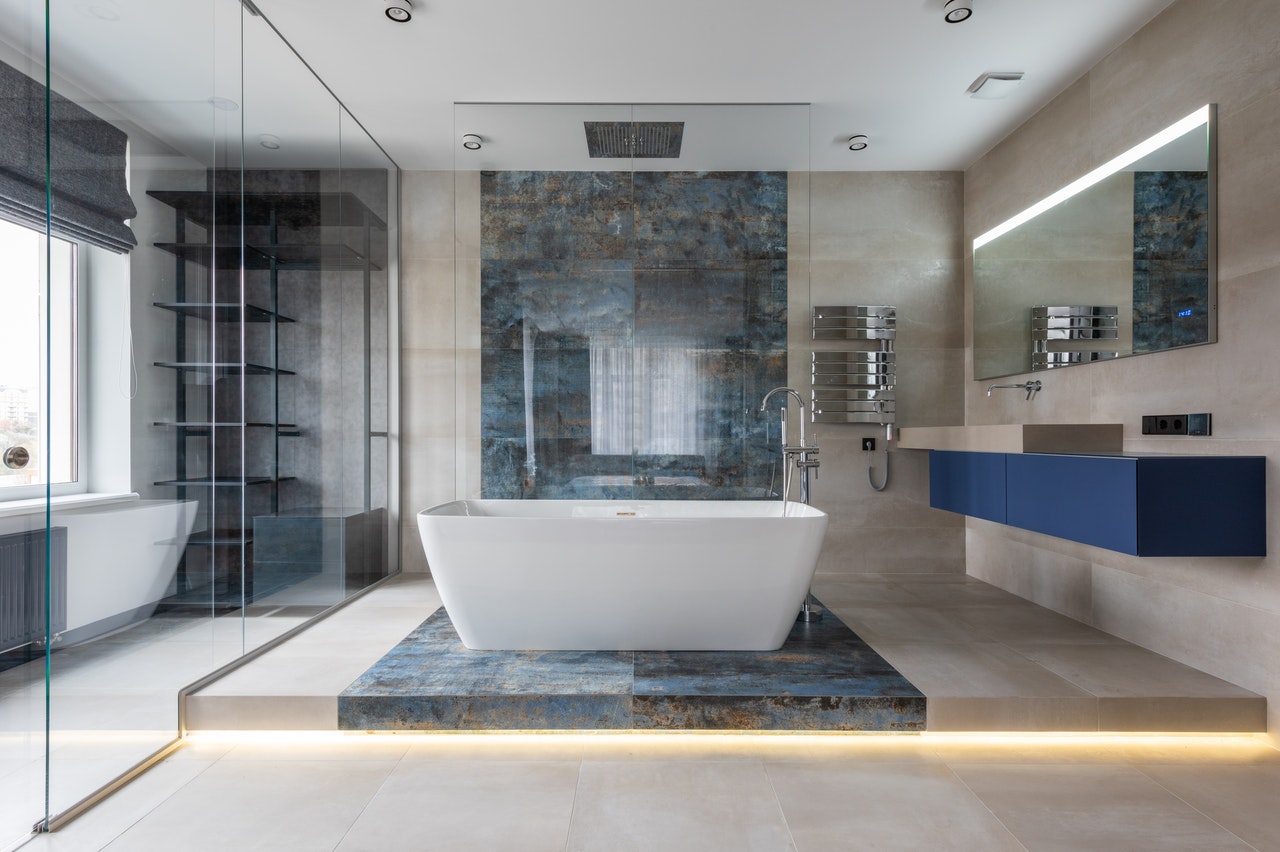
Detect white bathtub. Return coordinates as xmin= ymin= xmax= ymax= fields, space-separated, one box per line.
xmin=417 ymin=499 xmax=828 ymax=651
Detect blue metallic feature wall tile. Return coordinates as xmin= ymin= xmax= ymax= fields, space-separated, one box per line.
xmin=338 ymin=603 xmax=927 ymax=732
xmin=632 ymin=171 xmax=788 ymax=267
xmin=481 ymin=170 xmax=787 ymax=499
xmin=481 ymin=260 xmax=635 ymax=350
xmin=481 ymin=171 xmax=634 ymax=261
xmin=631 ymin=695 xmax=926 ymax=732
xmin=479 ymin=438 xmax=527 ymax=498
xmin=340 ymin=694 xmax=635 ymax=731
xmin=1132 ymin=171 xmax=1210 ymax=352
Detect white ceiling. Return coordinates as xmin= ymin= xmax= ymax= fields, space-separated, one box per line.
xmin=248 ymin=0 xmax=1177 ymax=171
xmin=1 ymin=0 xmax=1178 ymax=173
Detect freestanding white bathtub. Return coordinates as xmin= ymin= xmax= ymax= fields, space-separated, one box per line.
xmin=417 ymin=499 xmax=828 ymax=651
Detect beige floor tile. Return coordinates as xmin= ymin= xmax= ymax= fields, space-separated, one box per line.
xmin=215 ymin=736 xmax=412 ymax=762
xmin=768 ymin=761 xmax=1024 ymax=851
xmin=16 ymin=756 xmax=215 ymax=852
xmin=871 ymin=643 xmax=1094 ymax=698
xmin=1013 ymin=644 xmax=1264 ymax=698
xmin=1139 ymin=763 xmax=1280 ymax=850
xmin=951 ymin=763 xmax=1255 ymax=850
xmin=836 ymin=603 xmax=992 ymax=643
xmin=1098 ymin=696 xmax=1267 ymax=733
xmin=927 ymin=696 xmax=1099 ymax=732
xmin=183 ymin=695 xmax=337 ymax=731
xmin=953 ymin=604 xmax=1125 ymax=645
xmin=567 ymin=761 xmax=794 ymax=852
xmin=394 ymin=732 xmax=588 ymax=762
xmin=336 ymin=760 xmax=578 ymax=852
xmin=927 ymin=734 xmax=1280 ymax=766
xmin=104 ymin=759 xmax=398 ymax=851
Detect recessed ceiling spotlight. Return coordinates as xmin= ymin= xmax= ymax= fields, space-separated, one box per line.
xmin=258 ymin=133 xmax=281 ymax=150
xmin=967 ymin=72 xmax=1025 ymax=99
xmin=943 ymin=0 xmax=972 ymax=23
xmin=207 ymin=96 xmax=239 ymax=112
xmin=461 ymin=134 xmax=483 ymax=151
xmin=847 ymin=134 xmax=869 ymax=151
xmin=384 ymin=0 xmax=412 ymax=22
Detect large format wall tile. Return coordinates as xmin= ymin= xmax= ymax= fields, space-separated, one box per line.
xmin=963 ymin=0 xmax=1280 ymax=739
xmin=478 ymin=170 xmax=787 ymax=499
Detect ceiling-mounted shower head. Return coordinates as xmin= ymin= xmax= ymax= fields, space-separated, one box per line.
xmin=584 ymin=121 xmax=684 ymax=158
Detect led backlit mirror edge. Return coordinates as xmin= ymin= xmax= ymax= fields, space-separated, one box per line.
xmin=972 ymin=104 xmax=1216 ymax=380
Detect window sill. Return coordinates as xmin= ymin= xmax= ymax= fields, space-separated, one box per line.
xmin=0 ymin=492 xmax=139 ymax=519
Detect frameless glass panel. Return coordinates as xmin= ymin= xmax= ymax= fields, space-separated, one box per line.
xmin=338 ymin=106 xmax=397 ymax=587
xmin=456 ymin=102 xmax=808 ymax=503
xmin=0 ymin=0 xmax=398 ymax=836
xmin=240 ymin=7 xmax=347 ymax=614
xmin=36 ymin=0 xmax=242 ymax=827
xmin=0 ymin=5 xmax=53 ymax=839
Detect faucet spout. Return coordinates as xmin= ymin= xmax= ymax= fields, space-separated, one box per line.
xmin=987 ymin=380 xmax=1042 ymax=400
xmin=760 ymin=386 xmax=807 ymax=448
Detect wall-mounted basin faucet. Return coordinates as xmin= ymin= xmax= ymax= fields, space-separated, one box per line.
xmin=987 ymin=380 xmax=1042 ymax=400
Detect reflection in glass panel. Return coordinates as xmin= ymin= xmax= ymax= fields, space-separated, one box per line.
xmin=0 ymin=0 xmax=397 ymax=838
xmin=464 ymin=104 xmax=805 ymax=501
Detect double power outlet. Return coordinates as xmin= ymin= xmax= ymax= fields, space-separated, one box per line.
xmin=1141 ymin=412 xmax=1212 ymax=436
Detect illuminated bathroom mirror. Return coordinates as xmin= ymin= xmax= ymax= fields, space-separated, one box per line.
xmin=973 ymin=105 xmax=1215 ymax=380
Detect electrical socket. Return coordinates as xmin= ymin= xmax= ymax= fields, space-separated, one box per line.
xmin=861 ymin=437 xmax=876 ymax=451
xmin=1142 ymin=414 xmax=1187 ymax=434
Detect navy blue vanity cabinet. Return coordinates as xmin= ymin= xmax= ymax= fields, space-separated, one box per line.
xmin=929 ymin=450 xmax=1266 ymax=557
xmin=928 ymin=451 xmax=1007 ymax=523
xmin=1007 ymin=453 xmax=1266 ymax=556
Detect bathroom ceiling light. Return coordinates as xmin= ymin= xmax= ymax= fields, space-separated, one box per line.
xmin=461 ymin=134 xmax=483 ymax=151
xmin=258 ymin=133 xmax=281 ymax=150
xmin=207 ymin=96 xmax=239 ymax=112
xmin=967 ymin=72 xmax=1025 ymax=99
xmin=384 ymin=0 xmax=412 ymax=22
xmin=943 ymin=0 xmax=972 ymax=23
xmin=847 ymin=134 xmax=869 ymax=151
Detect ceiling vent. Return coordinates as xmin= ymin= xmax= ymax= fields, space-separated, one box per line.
xmin=584 ymin=121 xmax=684 ymax=158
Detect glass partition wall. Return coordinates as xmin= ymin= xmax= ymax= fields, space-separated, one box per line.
xmin=453 ymin=103 xmax=809 ymax=502
xmin=0 ymin=2 xmax=398 ymax=842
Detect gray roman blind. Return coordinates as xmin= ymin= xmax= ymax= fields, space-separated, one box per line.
xmin=0 ymin=59 xmax=137 ymax=253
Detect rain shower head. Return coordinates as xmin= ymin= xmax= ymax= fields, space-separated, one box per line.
xmin=584 ymin=121 xmax=684 ymax=158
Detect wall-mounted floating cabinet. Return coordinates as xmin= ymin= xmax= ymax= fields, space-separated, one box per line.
xmin=929 ymin=450 xmax=1266 ymax=557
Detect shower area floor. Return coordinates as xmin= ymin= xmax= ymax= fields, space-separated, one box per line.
xmin=185 ymin=573 xmax=1265 ymax=734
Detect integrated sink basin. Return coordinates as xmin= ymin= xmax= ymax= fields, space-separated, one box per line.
xmin=896 ymin=424 xmax=1123 ymax=454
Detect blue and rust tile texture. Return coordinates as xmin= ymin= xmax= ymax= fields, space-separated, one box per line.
xmin=338 ymin=603 xmax=926 ymax=732
xmin=480 ymin=170 xmax=788 ymax=499
xmin=1132 ymin=171 xmax=1210 ymax=352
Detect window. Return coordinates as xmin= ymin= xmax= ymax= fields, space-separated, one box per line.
xmin=0 ymin=218 xmax=77 ymax=494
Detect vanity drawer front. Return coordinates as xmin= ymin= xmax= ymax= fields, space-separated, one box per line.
xmin=1134 ymin=456 xmax=1266 ymax=557
xmin=1006 ymin=453 xmax=1139 ymax=554
xmin=929 ymin=450 xmax=1007 ymax=523
xmin=1006 ymin=453 xmax=1266 ymax=557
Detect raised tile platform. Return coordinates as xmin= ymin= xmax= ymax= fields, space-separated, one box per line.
xmin=338 ymin=602 xmax=926 ymax=732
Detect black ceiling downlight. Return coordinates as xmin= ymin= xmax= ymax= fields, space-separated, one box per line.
xmin=944 ymin=0 xmax=972 ymax=23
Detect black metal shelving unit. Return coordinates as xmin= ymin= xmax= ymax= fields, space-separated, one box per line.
xmin=149 ymin=184 xmax=385 ymax=608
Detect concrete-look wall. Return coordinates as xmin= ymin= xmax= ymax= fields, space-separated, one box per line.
xmin=398 ymin=169 xmax=966 ymax=576
xmin=963 ymin=0 xmax=1280 ymax=734
xmin=804 ymin=172 xmax=966 ymax=575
